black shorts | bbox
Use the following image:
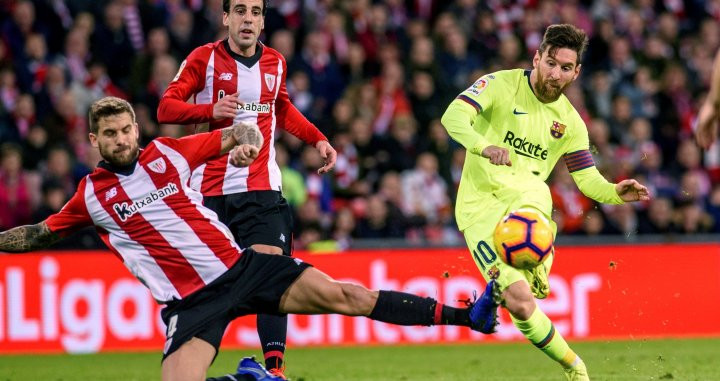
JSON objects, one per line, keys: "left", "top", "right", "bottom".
{"left": 204, "top": 190, "right": 294, "bottom": 255}
{"left": 159, "top": 249, "right": 312, "bottom": 361}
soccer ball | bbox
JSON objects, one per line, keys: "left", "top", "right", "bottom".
{"left": 493, "top": 208, "right": 554, "bottom": 270}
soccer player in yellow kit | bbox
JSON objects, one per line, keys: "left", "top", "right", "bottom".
{"left": 441, "top": 24, "right": 650, "bottom": 380}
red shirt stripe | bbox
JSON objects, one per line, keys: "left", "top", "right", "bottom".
{"left": 141, "top": 144, "right": 239, "bottom": 268}
{"left": 89, "top": 169, "right": 206, "bottom": 297}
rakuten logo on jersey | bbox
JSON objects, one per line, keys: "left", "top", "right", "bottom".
{"left": 503, "top": 131, "right": 548, "bottom": 160}
{"left": 112, "top": 182, "right": 179, "bottom": 222}
{"left": 238, "top": 102, "right": 271, "bottom": 113}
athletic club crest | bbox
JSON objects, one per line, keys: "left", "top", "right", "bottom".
{"left": 550, "top": 121, "right": 566, "bottom": 139}
{"left": 264, "top": 73, "right": 276, "bottom": 91}
{"left": 148, "top": 158, "right": 167, "bottom": 174}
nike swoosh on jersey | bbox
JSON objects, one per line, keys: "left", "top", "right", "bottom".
{"left": 513, "top": 108, "right": 528, "bottom": 115}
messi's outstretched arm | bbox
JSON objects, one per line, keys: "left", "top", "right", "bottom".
{"left": 442, "top": 99, "right": 512, "bottom": 166}
{"left": 0, "top": 221, "right": 61, "bottom": 253}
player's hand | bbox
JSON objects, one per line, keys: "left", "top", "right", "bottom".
{"left": 229, "top": 144, "right": 259, "bottom": 167}
{"left": 615, "top": 179, "right": 650, "bottom": 202}
{"left": 315, "top": 140, "right": 337, "bottom": 174}
{"left": 213, "top": 92, "right": 242, "bottom": 120}
{"left": 481, "top": 145, "right": 512, "bottom": 166}
{"left": 695, "top": 101, "right": 719, "bottom": 149}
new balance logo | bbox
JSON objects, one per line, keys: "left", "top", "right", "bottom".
{"left": 105, "top": 187, "right": 118, "bottom": 201}
{"left": 219, "top": 72, "right": 233, "bottom": 81}
{"left": 113, "top": 183, "right": 179, "bottom": 222}
{"left": 513, "top": 108, "right": 528, "bottom": 115}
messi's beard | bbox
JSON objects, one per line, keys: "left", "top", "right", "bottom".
{"left": 534, "top": 71, "right": 571, "bottom": 103}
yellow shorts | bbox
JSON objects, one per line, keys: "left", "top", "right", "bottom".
{"left": 461, "top": 197, "right": 555, "bottom": 298}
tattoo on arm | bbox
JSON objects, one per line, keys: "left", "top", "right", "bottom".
{"left": 233, "top": 122, "right": 264, "bottom": 148}
{"left": 0, "top": 222, "right": 62, "bottom": 253}
{"left": 218, "top": 127, "right": 236, "bottom": 154}
{"left": 221, "top": 127, "right": 233, "bottom": 142}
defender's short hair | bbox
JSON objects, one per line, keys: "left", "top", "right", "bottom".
{"left": 223, "top": 0, "right": 268, "bottom": 16}
{"left": 88, "top": 97, "right": 135, "bottom": 134}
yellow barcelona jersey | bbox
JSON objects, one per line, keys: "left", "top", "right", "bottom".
{"left": 441, "top": 69, "right": 622, "bottom": 230}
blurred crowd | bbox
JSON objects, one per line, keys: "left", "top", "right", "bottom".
{"left": 1, "top": 0, "right": 720, "bottom": 250}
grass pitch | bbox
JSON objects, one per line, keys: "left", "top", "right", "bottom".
{"left": 1, "top": 338, "right": 718, "bottom": 380}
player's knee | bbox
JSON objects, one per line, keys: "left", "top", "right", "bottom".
{"left": 507, "top": 299, "right": 535, "bottom": 320}
{"left": 503, "top": 284, "right": 535, "bottom": 320}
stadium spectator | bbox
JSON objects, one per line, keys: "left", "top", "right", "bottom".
{"left": 408, "top": 71, "right": 444, "bottom": 133}
{"left": 382, "top": 113, "right": 419, "bottom": 172}
{"left": 330, "top": 206, "right": 356, "bottom": 250}
{"left": 638, "top": 196, "right": 678, "bottom": 234}
{"left": 35, "top": 63, "right": 68, "bottom": 121}
{"left": 10, "top": 93, "right": 36, "bottom": 141}
{"left": 0, "top": 142, "right": 39, "bottom": 230}
{"left": 1, "top": 0, "right": 45, "bottom": 60}
{"left": 551, "top": 166, "right": 594, "bottom": 234}
{"left": 31, "top": 178, "right": 67, "bottom": 222}
{"left": 297, "top": 30, "right": 345, "bottom": 116}
{"left": 129, "top": 27, "right": 171, "bottom": 100}
{"left": 167, "top": 8, "right": 198, "bottom": 58}
{"left": 355, "top": 194, "right": 405, "bottom": 239}
{"left": 42, "top": 145, "right": 78, "bottom": 197}
{"left": 400, "top": 152, "right": 451, "bottom": 226}
{"left": 275, "top": 142, "right": 307, "bottom": 208}
{"left": 59, "top": 28, "right": 91, "bottom": 83}
{"left": 92, "top": 2, "right": 135, "bottom": 86}
{"left": 424, "top": 119, "right": 456, "bottom": 189}
{"left": 20, "top": 124, "right": 48, "bottom": 170}
{"left": 376, "top": 170, "right": 413, "bottom": 228}
{"left": 16, "top": 33, "right": 50, "bottom": 94}
{"left": 330, "top": 129, "right": 367, "bottom": 199}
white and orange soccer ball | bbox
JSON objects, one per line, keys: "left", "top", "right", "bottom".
{"left": 493, "top": 208, "right": 554, "bottom": 270}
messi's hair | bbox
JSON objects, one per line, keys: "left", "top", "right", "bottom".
{"left": 223, "top": 0, "right": 268, "bottom": 16}
{"left": 88, "top": 97, "right": 135, "bottom": 134}
{"left": 538, "top": 24, "right": 588, "bottom": 64}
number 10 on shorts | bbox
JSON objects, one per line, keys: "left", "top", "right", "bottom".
{"left": 473, "top": 241, "right": 497, "bottom": 271}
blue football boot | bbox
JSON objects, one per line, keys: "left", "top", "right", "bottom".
{"left": 236, "top": 356, "right": 285, "bottom": 380}
{"left": 468, "top": 280, "right": 501, "bottom": 334}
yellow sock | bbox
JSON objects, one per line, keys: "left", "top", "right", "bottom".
{"left": 512, "top": 307, "right": 580, "bottom": 369}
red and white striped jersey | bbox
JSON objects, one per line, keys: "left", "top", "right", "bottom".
{"left": 46, "top": 130, "right": 243, "bottom": 303}
{"left": 158, "top": 40, "right": 327, "bottom": 196}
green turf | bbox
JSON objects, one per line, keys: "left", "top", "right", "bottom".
{"left": 0, "top": 338, "right": 717, "bottom": 380}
